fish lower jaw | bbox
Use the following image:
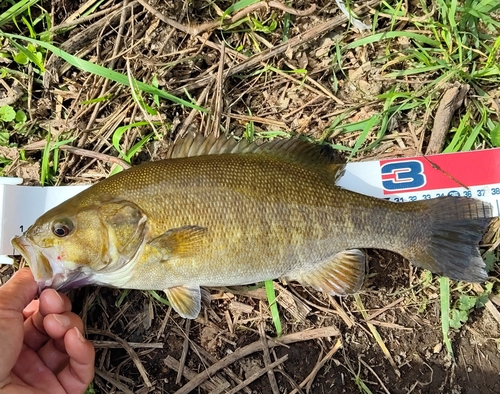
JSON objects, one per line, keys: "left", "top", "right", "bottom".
{"left": 35, "top": 277, "right": 64, "bottom": 294}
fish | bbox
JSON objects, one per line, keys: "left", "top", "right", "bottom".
{"left": 12, "top": 135, "right": 493, "bottom": 318}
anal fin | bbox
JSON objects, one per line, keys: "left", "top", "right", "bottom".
{"left": 287, "top": 249, "right": 365, "bottom": 296}
{"left": 164, "top": 285, "right": 202, "bottom": 319}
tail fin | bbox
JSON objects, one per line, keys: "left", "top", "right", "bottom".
{"left": 408, "top": 197, "right": 493, "bottom": 282}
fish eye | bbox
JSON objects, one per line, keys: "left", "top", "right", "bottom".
{"left": 52, "top": 219, "right": 74, "bottom": 237}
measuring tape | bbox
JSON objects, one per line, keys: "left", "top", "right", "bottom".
{"left": 337, "top": 148, "right": 500, "bottom": 216}
{"left": 1, "top": 147, "right": 499, "bottom": 263}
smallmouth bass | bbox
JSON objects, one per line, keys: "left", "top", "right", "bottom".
{"left": 12, "top": 136, "right": 493, "bottom": 318}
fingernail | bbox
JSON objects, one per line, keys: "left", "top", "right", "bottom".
{"left": 74, "top": 327, "right": 87, "bottom": 343}
{"left": 53, "top": 290, "right": 65, "bottom": 308}
{"left": 53, "top": 314, "right": 71, "bottom": 327}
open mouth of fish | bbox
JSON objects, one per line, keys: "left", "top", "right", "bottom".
{"left": 11, "top": 236, "right": 92, "bottom": 294}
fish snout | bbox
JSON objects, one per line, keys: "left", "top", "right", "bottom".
{"left": 11, "top": 235, "right": 57, "bottom": 288}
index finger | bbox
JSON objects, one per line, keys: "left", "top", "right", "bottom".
{"left": 23, "top": 289, "right": 73, "bottom": 351}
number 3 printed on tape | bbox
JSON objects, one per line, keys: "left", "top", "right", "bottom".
{"left": 381, "top": 161, "right": 426, "bottom": 191}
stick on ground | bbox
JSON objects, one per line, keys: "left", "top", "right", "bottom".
{"left": 425, "top": 84, "right": 469, "bottom": 155}
{"left": 174, "top": 326, "right": 340, "bottom": 394}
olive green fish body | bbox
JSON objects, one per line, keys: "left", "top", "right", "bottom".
{"left": 77, "top": 154, "right": 407, "bottom": 287}
{"left": 12, "top": 136, "right": 493, "bottom": 318}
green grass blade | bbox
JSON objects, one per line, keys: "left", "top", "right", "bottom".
{"left": 0, "top": 0, "right": 39, "bottom": 28}
{"left": 348, "top": 115, "right": 380, "bottom": 159}
{"left": 443, "top": 110, "right": 471, "bottom": 153}
{"left": 462, "top": 108, "right": 486, "bottom": 151}
{"left": 115, "top": 289, "right": 131, "bottom": 307}
{"left": 148, "top": 290, "right": 171, "bottom": 306}
{"left": 344, "top": 31, "right": 440, "bottom": 51}
{"left": 222, "top": 0, "right": 260, "bottom": 20}
{"left": 265, "top": 280, "right": 282, "bottom": 336}
{"left": 440, "top": 277, "right": 454, "bottom": 358}
{"left": 112, "top": 121, "right": 151, "bottom": 162}
{"left": 40, "top": 134, "right": 51, "bottom": 185}
{"left": 385, "top": 64, "right": 447, "bottom": 77}
{"left": 9, "top": 38, "right": 45, "bottom": 71}
{"left": 0, "top": 33, "right": 206, "bottom": 112}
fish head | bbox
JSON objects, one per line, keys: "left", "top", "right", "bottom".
{"left": 12, "top": 199, "right": 148, "bottom": 293}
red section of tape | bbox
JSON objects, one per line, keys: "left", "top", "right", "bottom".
{"left": 380, "top": 148, "right": 500, "bottom": 195}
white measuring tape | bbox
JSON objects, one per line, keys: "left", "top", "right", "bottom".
{"left": 1, "top": 148, "right": 499, "bottom": 264}
{"left": 337, "top": 148, "right": 500, "bottom": 213}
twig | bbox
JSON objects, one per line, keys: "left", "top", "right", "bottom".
{"left": 287, "top": 285, "right": 355, "bottom": 327}
{"left": 138, "top": 0, "right": 315, "bottom": 36}
{"left": 366, "top": 297, "right": 405, "bottom": 321}
{"left": 21, "top": 142, "right": 131, "bottom": 169}
{"left": 50, "top": 3, "right": 125, "bottom": 32}
{"left": 174, "top": 326, "right": 340, "bottom": 394}
{"left": 156, "top": 306, "right": 172, "bottom": 341}
{"left": 425, "top": 84, "right": 469, "bottom": 155}
{"left": 172, "top": 326, "right": 251, "bottom": 393}
{"left": 212, "top": 42, "right": 225, "bottom": 138}
{"left": 226, "top": 355, "right": 289, "bottom": 394}
{"left": 359, "top": 357, "right": 392, "bottom": 394}
{"left": 88, "top": 329, "right": 152, "bottom": 387}
{"left": 94, "top": 368, "right": 135, "bottom": 394}
{"left": 354, "top": 294, "right": 400, "bottom": 378}
{"left": 166, "top": 0, "right": 380, "bottom": 95}
{"left": 290, "top": 338, "right": 342, "bottom": 394}
{"left": 92, "top": 341, "right": 164, "bottom": 349}
{"left": 176, "top": 83, "right": 213, "bottom": 137}
{"left": 268, "top": 1, "right": 316, "bottom": 16}
{"left": 227, "top": 113, "right": 288, "bottom": 129}
{"left": 176, "top": 319, "right": 192, "bottom": 385}
{"left": 0, "top": 79, "right": 24, "bottom": 106}
{"left": 60, "top": 145, "right": 131, "bottom": 169}
{"left": 259, "top": 320, "right": 280, "bottom": 394}
{"left": 165, "top": 356, "right": 230, "bottom": 393}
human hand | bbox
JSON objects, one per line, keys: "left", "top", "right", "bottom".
{"left": 0, "top": 268, "right": 94, "bottom": 394}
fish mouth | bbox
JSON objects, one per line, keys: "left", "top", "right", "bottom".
{"left": 11, "top": 236, "right": 94, "bottom": 294}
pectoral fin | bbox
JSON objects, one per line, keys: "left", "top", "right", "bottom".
{"left": 286, "top": 249, "right": 365, "bottom": 296}
{"left": 149, "top": 226, "right": 207, "bottom": 260}
{"left": 164, "top": 285, "right": 202, "bottom": 319}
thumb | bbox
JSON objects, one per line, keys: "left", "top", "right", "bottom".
{"left": 0, "top": 268, "right": 38, "bottom": 384}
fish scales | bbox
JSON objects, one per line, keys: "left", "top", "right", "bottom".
{"left": 83, "top": 154, "right": 406, "bottom": 285}
{"left": 11, "top": 136, "right": 493, "bottom": 318}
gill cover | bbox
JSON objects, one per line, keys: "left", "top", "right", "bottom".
{"left": 98, "top": 200, "right": 148, "bottom": 268}
{"left": 87, "top": 200, "right": 149, "bottom": 289}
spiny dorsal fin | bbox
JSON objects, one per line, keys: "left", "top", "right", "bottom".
{"left": 168, "top": 133, "right": 252, "bottom": 158}
{"left": 168, "top": 133, "right": 345, "bottom": 182}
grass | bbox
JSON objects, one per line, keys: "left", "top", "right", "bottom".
{"left": 265, "top": 280, "right": 282, "bottom": 336}
{"left": 0, "top": 33, "right": 206, "bottom": 112}
{"left": 110, "top": 121, "right": 157, "bottom": 174}
{"left": 439, "top": 277, "right": 454, "bottom": 358}
{"left": 1, "top": 0, "right": 499, "bottom": 392}
{"left": 325, "top": 0, "right": 500, "bottom": 155}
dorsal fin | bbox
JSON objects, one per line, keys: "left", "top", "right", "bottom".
{"left": 168, "top": 133, "right": 252, "bottom": 158}
{"left": 168, "top": 133, "right": 346, "bottom": 182}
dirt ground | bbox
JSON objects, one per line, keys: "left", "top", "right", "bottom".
{"left": 1, "top": 0, "right": 499, "bottom": 393}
